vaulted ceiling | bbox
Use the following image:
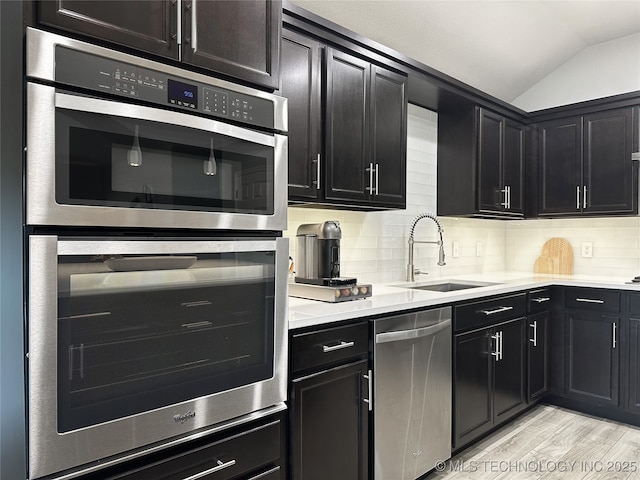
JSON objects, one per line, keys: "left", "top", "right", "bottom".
{"left": 289, "top": 0, "right": 640, "bottom": 104}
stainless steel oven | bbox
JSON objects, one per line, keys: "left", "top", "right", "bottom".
{"left": 25, "top": 28, "right": 287, "bottom": 231}
{"left": 27, "top": 235, "right": 288, "bottom": 479}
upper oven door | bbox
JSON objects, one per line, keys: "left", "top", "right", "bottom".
{"left": 26, "top": 82, "right": 287, "bottom": 231}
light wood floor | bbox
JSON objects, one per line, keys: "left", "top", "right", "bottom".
{"left": 426, "top": 405, "right": 640, "bottom": 480}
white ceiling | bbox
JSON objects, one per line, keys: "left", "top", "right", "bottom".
{"left": 289, "top": 0, "right": 640, "bottom": 104}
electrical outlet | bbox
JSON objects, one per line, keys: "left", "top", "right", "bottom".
{"left": 581, "top": 241, "right": 593, "bottom": 258}
{"left": 476, "top": 241, "right": 483, "bottom": 257}
{"left": 452, "top": 241, "right": 460, "bottom": 258}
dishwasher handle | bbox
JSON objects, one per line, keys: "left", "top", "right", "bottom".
{"left": 375, "top": 319, "right": 451, "bottom": 344}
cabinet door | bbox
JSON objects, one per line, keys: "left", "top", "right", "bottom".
{"left": 503, "top": 119, "right": 525, "bottom": 215}
{"left": 493, "top": 318, "right": 526, "bottom": 422}
{"left": 527, "top": 311, "right": 549, "bottom": 402}
{"left": 629, "top": 316, "right": 640, "bottom": 414}
{"left": 538, "top": 117, "right": 582, "bottom": 216}
{"left": 369, "top": 66, "right": 407, "bottom": 208}
{"left": 583, "top": 107, "right": 636, "bottom": 214}
{"left": 477, "top": 108, "right": 504, "bottom": 212}
{"left": 182, "top": 0, "right": 281, "bottom": 89}
{"left": 565, "top": 311, "right": 619, "bottom": 406}
{"left": 291, "top": 360, "right": 369, "bottom": 480}
{"left": 453, "top": 328, "right": 492, "bottom": 449}
{"left": 324, "top": 48, "right": 370, "bottom": 203}
{"left": 38, "top": 0, "right": 179, "bottom": 59}
{"left": 280, "top": 30, "right": 322, "bottom": 201}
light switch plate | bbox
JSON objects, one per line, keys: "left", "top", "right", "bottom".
{"left": 476, "top": 241, "right": 483, "bottom": 257}
{"left": 452, "top": 241, "right": 459, "bottom": 258}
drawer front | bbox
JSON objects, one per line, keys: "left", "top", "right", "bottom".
{"left": 454, "top": 293, "right": 527, "bottom": 332}
{"left": 528, "top": 288, "right": 552, "bottom": 313}
{"left": 111, "top": 420, "right": 282, "bottom": 480}
{"left": 565, "top": 287, "right": 620, "bottom": 313}
{"left": 291, "top": 322, "right": 369, "bottom": 375}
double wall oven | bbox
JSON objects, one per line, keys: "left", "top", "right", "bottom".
{"left": 25, "top": 28, "right": 288, "bottom": 480}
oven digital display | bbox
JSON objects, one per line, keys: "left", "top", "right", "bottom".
{"left": 168, "top": 79, "right": 198, "bottom": 109}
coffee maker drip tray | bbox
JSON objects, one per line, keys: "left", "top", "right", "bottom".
{"left": 289, "top": 282, "right": 372, "bottom": 303}
{"left": 294, "top": 276, "right": 357, "bottom": 287}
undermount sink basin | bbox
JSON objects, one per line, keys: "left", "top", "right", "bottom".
{"left": 407, "top": 281, "right": 499, "bottom": 292}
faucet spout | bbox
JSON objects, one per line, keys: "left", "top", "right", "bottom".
{"left": 407, "top": 213, "right": 446, "bottom": 282}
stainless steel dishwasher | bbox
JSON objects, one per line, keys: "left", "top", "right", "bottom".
{"left": 373, "top": 306, "right": 452, "bottom": 480}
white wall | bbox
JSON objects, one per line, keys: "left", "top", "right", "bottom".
{"left": 512, "top": 33, "right": 640, "bottom": 111}
{"left": 287, "top": 104, "right": 640, "bottom": 284}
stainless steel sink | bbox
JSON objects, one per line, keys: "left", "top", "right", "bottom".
{"left": 406, "top": 281, "right": 499, "bottom": 292}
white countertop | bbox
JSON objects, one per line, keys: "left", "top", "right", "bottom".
{"left": 288, "top": 272, "right": 640, "bottom": 330}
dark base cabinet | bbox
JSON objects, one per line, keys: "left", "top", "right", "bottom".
{"left": 527, "top": 311, "right": 549, "bottom": 401}
{"left": 453, "top": 294, "right": 527, "bottom": 451}
{"left": 81, "top": 413, "right": 286, "bottom": 480}
{"left": 290, "top": 360, "right": 369, "bottom": 480}
{"left": 454, "top": 327, "right": 492, "bottom": 447}
{"left": 288, "top": 321, "right": 370, "bottom": 480}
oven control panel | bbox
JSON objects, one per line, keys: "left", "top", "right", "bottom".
{"left": 54, "top": 46, "right": 274, "bottom": 130}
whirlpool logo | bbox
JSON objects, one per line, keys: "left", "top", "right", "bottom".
{"left": 173, "top": 411, "right": 196, "bottom": 424}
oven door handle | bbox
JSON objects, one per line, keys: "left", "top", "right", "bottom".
{"left": 54, "top": 91, "right": 276, "bottom": 147}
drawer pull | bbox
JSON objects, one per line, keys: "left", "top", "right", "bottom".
{"left": 480, "top": 306, "right": 513, "bottom": 316}
{"left": 183, "top": 459, "right": 236, "bottom": 480}
{"left": 247, "top": 466, "right": 281, "bottom": 480}
{"left": 322, "top": 341, "right": 355, "bottom": 353}
{"left": 575, "top": 298, "right": 604, "bottom": 304}
{"left": 531, "top": 297, "right": 550, "bottom": 304}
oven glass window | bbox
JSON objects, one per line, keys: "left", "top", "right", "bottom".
{"left": 56, "top": 250, "right": 275, "bottom": 432}
{"left": 55, "top": 109, "right": 274, "bottom": 215}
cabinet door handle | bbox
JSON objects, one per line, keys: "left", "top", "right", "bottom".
{"left": 363, "top": 369, "right": 373, "bottom": 411}
{"left": 313, "top": 154, "right": 321, "bottom": 190}
{"left": 480, "top": 306, "right": 513, "bottom": 316}
{"left": 499, "top": 331, "right": 503, "bottom": 360}
{"left": 491, "top": 332, "right": 502, "bottom": 361}
{"left": 190, "top": 0, "right": 197, "bottom": 51}
{"left": 612, "top": 323, "right": 617, "bottom": 349}
{"left": 367, "top": 162, "right": 374, "bottom": 194}
{"left": 500, "top": 186, "right": 509, "bottom": 208}
{"left": 247, "top": 466, "right": 281, "bottom": 480}
{"left": 322, "top": 340, "right": 355, "bottom": 353}
{"left": 583, "top": 185, "right": 588, "bottom": 209}
{"left": 375, "top": 163, "right": 379, "bottom": 195}
{"left": 575, "top": 298, "right": 605, "bottom": 304}
{"left": 576, "top": 186, "right": 581, "bottom": 210}
{"left": 529, "top": 320, "right": 538, "bottom": 347}
{"left": 507, "top": 185, "right": 512, "bottom": 209}
{"left": 532, "top": 297, "right": 550, "bottom": 303}
{"left": 176, "top": 0, "right": 182, "bottom": 48}
{"left": 183, "top": 459, "right": 236, "bottom": 480}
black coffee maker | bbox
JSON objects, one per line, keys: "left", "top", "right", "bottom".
{"left": 295, "top": 221, "right": 356, "bottom": 286}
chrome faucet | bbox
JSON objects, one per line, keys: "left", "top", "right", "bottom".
{"left": 407, "top": 213, "right": 446, "bottom": 282}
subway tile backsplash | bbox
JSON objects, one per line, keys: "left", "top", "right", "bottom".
{"left": 286, "top": 105, "right": 640, "bottom": 284}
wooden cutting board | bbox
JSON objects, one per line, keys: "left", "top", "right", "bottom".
{"left": 533, "top": 238, "right": 573, "bottom": 275}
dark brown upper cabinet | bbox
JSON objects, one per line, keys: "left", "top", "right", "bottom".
{"left": 278, "top": 29, "right": 322, "bottom": 201}
{"left": 537, "top": 106, "right": 638, "bottom": 217}
{"left": 324, "top": 49, "right": 407, "bottom": 208}
{"left": 36, "top": 0, "right": 281, "bottom": 90}
{"left": 281, "top": 29, "right": 407, "bottom": 210}
{"left": 438, "top": 106, "right": 524, "bottom": 218}
{"left": 182, "top": 0, "right": 281, "bottom": 89}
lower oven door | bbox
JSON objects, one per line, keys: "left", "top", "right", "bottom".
{"left": 27, "top": 236, "right": 288, "bottom": 479}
